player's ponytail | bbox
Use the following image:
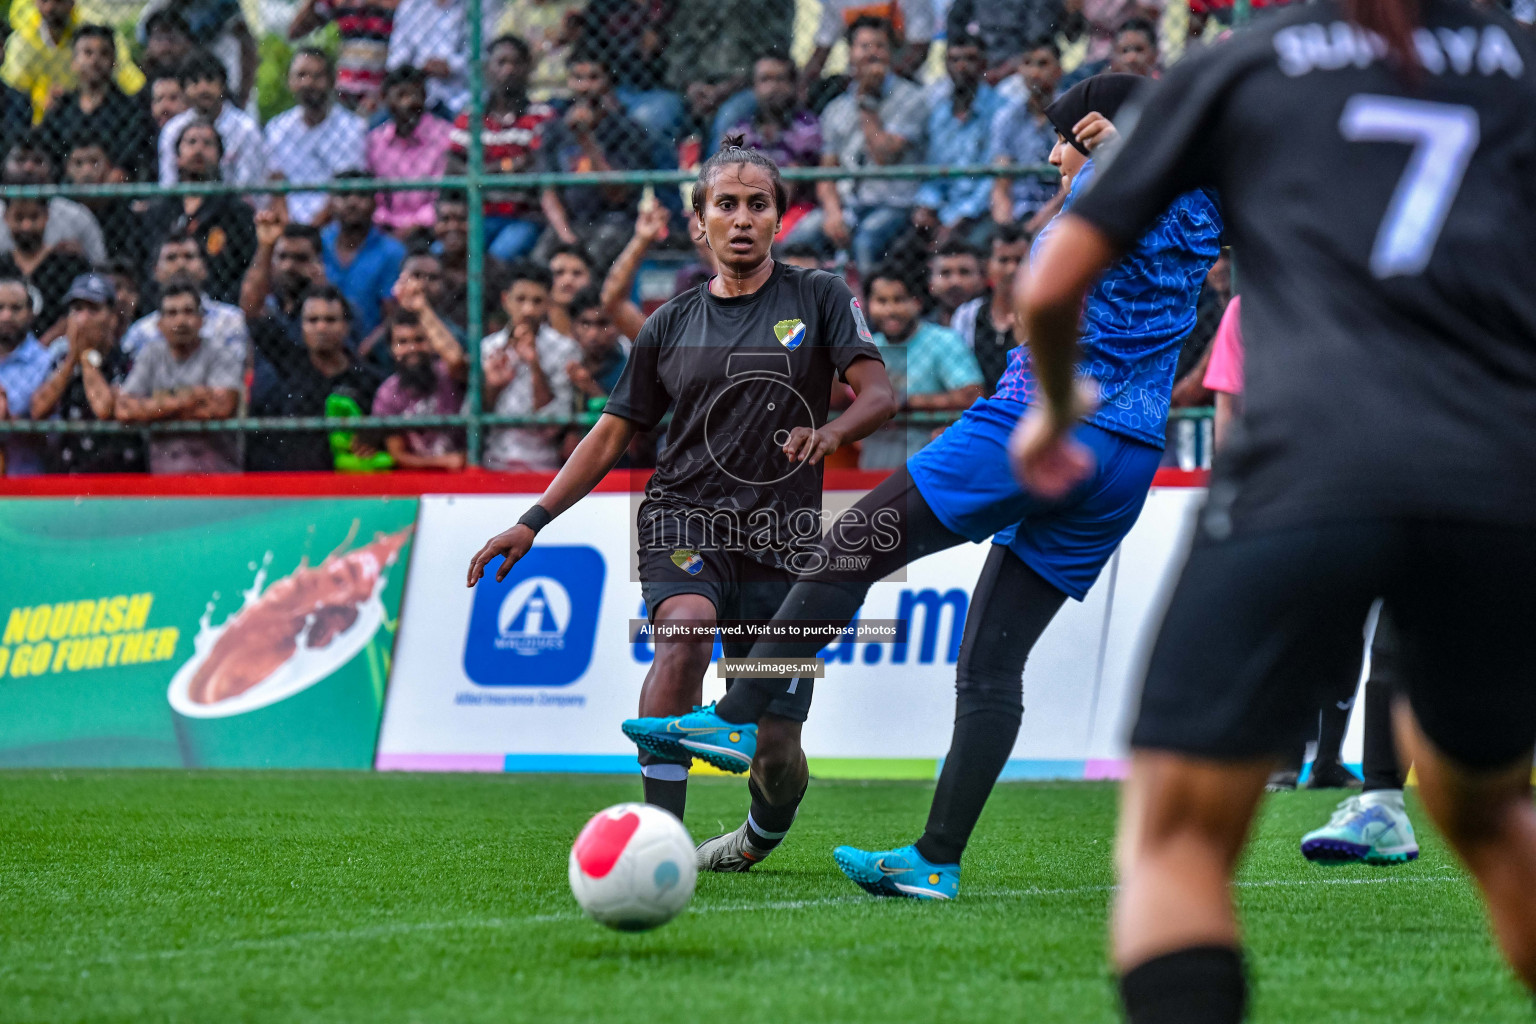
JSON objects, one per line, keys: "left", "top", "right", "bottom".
{"left": 691, "top": 134, "right": 789, "bottom": 222}
{"left": 1345, "top": 0, "right": 1422, "bottom": 76}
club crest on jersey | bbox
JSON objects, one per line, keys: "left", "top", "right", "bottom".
{"left": 671, "top": 549, "right": 704, "bottom": 575}
{"left": 773, "top": 319, "right": 807, "bottom": 351}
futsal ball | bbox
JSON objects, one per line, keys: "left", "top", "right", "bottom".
{"left": 569, "top": 803, "right": 697, "bottom": 931}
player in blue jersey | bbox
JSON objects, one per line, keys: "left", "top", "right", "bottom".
{"left": 622, "top": 73, "right": 1224, "bottom": 891}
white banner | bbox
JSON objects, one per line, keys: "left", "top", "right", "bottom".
{"left": 376, "top": 488, "right": 1205, "bottom": 778}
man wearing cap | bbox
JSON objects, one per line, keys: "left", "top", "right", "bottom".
{"left": 32, "top": 273, "right": 144, "bottom": 473}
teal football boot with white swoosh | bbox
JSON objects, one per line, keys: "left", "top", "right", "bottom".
{"left": 621, "top": 702, "right": 757, "bottom": 772}
{"left": 833, "top": 844, "right": 960, "bottom": 900}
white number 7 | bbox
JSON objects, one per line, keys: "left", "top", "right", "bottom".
{"left": 1339, "top": 95, "right": 1480, "bottom": 279}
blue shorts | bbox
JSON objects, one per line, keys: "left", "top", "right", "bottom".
{"left": 906, "top": 397, "right": 1163, "bottom": 600}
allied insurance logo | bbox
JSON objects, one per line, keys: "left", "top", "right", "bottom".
{"left": 464, "top": 546, "right": 604, "bottom": 687}
{"left": 495, "top": 577, "right": 570, "bottom": 654}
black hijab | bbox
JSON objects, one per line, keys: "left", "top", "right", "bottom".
{"left": 1044, "top": 73, "right": 1145, "bottom": 155}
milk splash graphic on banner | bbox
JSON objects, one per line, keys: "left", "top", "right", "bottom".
{"left": 168, "top": 527, "right": 412, "bottom": 720}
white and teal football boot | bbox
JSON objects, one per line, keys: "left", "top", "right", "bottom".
{"left": 1301, "top": 793, "right": 1419, "bottom": 865}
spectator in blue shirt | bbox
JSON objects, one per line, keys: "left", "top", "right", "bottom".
{"left": 989, "top": 38, "right": 1064, "bottom": 234}
{"left": 858, "top": 264, "right": 983, "bottom": 469}
{"left": 321, "top": 169, "right": 406, "bottom": 341}
{"left": 0, "top": 273, "right": 56, "bottom": 475}
{"left": 912, "top": 30, "right": 1005, "bottom": 250}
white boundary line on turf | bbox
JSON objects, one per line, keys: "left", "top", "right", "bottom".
{"left": 22, "top": 874, "right": 1464, "bottom": 973}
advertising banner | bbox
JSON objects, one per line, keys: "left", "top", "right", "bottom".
{"left": 0, "top": 498, "right": 416, "bottom": 768}
{"left": 377, "top": 488, "right": 1204, "bottom": 779}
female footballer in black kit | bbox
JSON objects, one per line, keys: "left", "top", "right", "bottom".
{"left": 1016, "top": 1, "right": 1536, "bottom": 1020}
{"left": 468, "top": 140, "right": 895, "bottom": 850}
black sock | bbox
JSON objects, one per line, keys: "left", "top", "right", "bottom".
{"left": 744, "top": 776, "right": 803, "bottom": 854}
{"left": 1361, "top": 678, "right": 1402, "bottom": 792}
{"left": 1362, "top": 609, "right": 1404, "bottom": 793}
{"left": 1316, "top": 696, "right": 1351, "bottom": 767}
{"left": 1120, "top": 946, "right": 1247, "bottom": 1024}
{"left": 915, "top": 547, "right": 1065, "bottom": 866}
{"left": 640, "top": 759, "right": 689, "bottom": 819}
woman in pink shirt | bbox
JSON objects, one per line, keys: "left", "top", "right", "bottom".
{"left": 1202, "top": 293, "right": 1244, "bottom": 448}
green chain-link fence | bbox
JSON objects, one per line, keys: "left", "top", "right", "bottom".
{"left": 0, "top": 0, "right": 1235, "bottom": 476}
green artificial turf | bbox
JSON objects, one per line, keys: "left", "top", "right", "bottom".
{"left": 1, "top": 771, "right": 1529, "bottom": 1023}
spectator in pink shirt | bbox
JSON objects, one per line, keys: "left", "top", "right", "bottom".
{"left": 366, "top": 65, "right": 452, "bottom": 239}
{"left": 1202, "top": 293, "right": 1244, "bottom": 448}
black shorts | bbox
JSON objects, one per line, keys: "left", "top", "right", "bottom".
{"left": 1132, "top": 518, "right": 1536, "bottom": 770}
{"left": 637, "top": 518, "right": 812, "bottom": 723}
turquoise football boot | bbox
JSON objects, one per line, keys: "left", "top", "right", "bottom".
{"left": 621, "top": 702, "right": 756, "bottom": 772}
{"left": 833, "top": 843, "right": 960, "bottom": 900}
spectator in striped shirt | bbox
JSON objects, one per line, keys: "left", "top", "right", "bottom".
{"left": 288, "top": 0, "right": 399, "bottom": 115}
{"left": 448, "top": 35, "right": 555, "bottom": 264}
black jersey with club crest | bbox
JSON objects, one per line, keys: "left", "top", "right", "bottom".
{"left": 605, "top": 262, "right": 883, "bottom": 568}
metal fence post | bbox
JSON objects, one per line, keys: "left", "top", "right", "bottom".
{"left": 464, "top": 0, "right": 487, "bottom": 467}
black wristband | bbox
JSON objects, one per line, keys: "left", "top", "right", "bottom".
{"left": 517, "top": 504, "right": 553, "bottom": 534}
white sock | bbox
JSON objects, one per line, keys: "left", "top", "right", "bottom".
{"left": 1360, "top": 788, "right": 1405, "bottom": 811}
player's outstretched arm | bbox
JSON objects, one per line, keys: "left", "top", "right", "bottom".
{"left": 466, "top": 413, "right": 639, "bottom": 587}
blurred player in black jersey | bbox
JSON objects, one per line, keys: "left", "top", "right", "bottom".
{"left": 468, "top": 139, "right": 895, "bottom": 856}
{"left": 1015, "top": 1, "right": 1536, "bottom": 1020}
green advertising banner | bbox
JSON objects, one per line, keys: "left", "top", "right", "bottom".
{"left": 0, "top": 498, "right": 417, "bottom": 768}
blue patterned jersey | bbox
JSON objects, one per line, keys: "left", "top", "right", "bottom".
{"left": 994, "top": 159, "right": 1223, "bottom": 448}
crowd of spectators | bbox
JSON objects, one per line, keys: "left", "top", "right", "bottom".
{"left": 0, "top": 0, "right": 1281, "bottom": 476}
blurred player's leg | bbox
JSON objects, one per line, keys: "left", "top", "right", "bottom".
{"left": 1114, "top": 753, "right": 1271, "bottom": 1024}
{"left": 1112, "top": 749, "right": 1265, "bottom": 1019}
{"left": 1395, "top": 706, "right": 1536, "bottom": 989}
{"left": 1114, "top": 522, "right": 1379, "bottom": 1023}
{"left": 1307, "top": 698, "right": 1361, "bottom": 789}
{"left": 1383, "top": 529, "right": 1536, "bottom": 991}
